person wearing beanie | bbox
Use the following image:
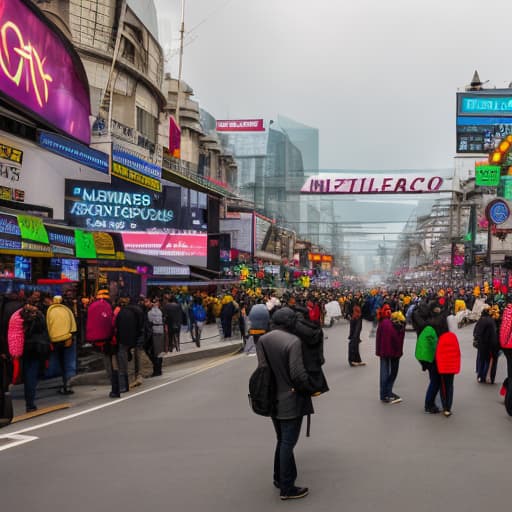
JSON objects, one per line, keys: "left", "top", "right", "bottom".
{"left": 256, "top": 306, "right": 314, "bottom": 500}
{"left": 376, "top": 304, "right": 405, "bottom": 404}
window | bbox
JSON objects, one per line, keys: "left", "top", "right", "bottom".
{"left": 136, "top": 107, "right": 157, "bottom": 143}
{"left": 122, "top": 39, "right": 135, "bottom": 63}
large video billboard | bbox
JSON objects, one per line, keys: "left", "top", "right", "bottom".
{"left": 0, "top": 0, "right": 91, "bottom": 143}
{"left": 456, "top": 91, "right": 512, "bottom": 154}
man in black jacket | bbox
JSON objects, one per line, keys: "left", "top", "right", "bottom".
{"left": 256, "top": 307, "right": 314, "bottom": 501}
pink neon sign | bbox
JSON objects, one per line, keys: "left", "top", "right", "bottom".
{"left": 0, "top": 0, "right": 91, "bottom": 144}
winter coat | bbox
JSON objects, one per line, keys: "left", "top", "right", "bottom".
{"left": 147, "top": 306, "right": 164, "bottom": 335}
{"left": 116, "top": 305, "right": 144, "bottom": 348}
{"left": 257, "top": 326, "right": 314, "bottom": 420}
{"left": 473, "top": 314, "right": 498, "bottom": 352}
{"left": 85, "top": 299, "right": 113, "bottom": 342}
{"left": 376, "top": 318, "right": 405, "bottom": 358}
{"left": 163, "top": 302, "right": 183, "bottom": 330}
{"left": 436, "top": 331, "right": 461, "bottom": 374}
{"left": 499, "top": 303, "right": 512, "bottom": 349}
{"left": 7, "top": 308, "right": 24, "bottom": 358}
{"left": 415, "top": 325, "right": 438, "bottom": 363}
{"left": 46, "top": 303, "right": 77, "bottom": 343}
{"left": 220, "top": 301, "right": 236, "bottom": 322}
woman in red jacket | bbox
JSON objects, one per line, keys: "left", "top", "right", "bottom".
{"left": 435, "top": 331, "right": 461, "bottom": 417}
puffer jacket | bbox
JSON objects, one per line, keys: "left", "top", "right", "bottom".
{"left": 376, "top": 318, "right": 405, "bottom": 358}
{"left": 499, "top": 303, "right": 512, "bottom": 349}
{"left": 436, "top": 331, "right": 461, "bottom": 374}
{"left": 86, "top": 299, "right": 113, "bottom": 342}
{"left": 7, "top": 308, "right": 24, "bottom": 357}
{"left": 46, "top": 303, "right": 77, "bottom": 343}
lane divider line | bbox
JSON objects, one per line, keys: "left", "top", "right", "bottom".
{"left": 4, "top": 353, "right": 241, "bottom": 438}
{"left": 0, "top": 434, "right": 39, "bottom": 452}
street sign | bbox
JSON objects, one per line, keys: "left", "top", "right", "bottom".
{"left": 475, "top": 165, "right": 501, "bottom": 186}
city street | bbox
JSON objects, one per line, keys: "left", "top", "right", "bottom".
{"left": 0, "top": 318, "right": 511, "bottom": 512}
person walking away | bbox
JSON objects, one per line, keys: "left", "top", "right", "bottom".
{"left": 348, "top": 303, "right": 365, "bottom": 366}
{"left": 8, "top": 304, "right": 51, "bottom": 412}
{"left": 46, "top": 295, "right": 78, "bottom": 395}
{"left": 245, "top": 301, "right": 270, "bottom": 355}
{"left": 435, "top": 331, "right": 461, "bottom": 417}
{"left": 375, "top": 305, "right": 405, "bottom": 404}
{"left": 85, "top": 290, "right": 118, "bottom": 398}
{"left": 147, "top": 298, "right": 164, "bottom": 377}
{"left": 163, "top": 295, "right": 183, "bottom": 352}
{"left": 256, "top": 307, "right": 314, "bottom": 500}
{"left": 190, "top": 297, "right": 207, "bottom": 348}
{"left": 473, "top": 305, "right": 499, "bottom": 384}
{"left": 220, "top": 295, "right": 236, "bottom": 340}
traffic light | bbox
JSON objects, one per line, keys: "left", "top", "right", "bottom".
{"left": 489, "top": 135, "right": 512, "bottom": 165}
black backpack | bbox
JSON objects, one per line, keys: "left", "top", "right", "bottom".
{"left": 248, "top": 342, "right": 276, "bottom": 416}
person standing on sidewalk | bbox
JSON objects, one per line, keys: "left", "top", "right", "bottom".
{"left": 147, "top": 298, "right": 164, "bottom": 377}
{"left": 256, "top": 307, "right": 314, "bottom": 501}
{"left": 376, "top": 304, "right": 405, "bottom": 404}
{"left": 190, "top": 297, "right": 207, "bottom": 348}
{"left": 347, "top": 293, "right": 365, "bottom": 367}
{"left": 46, "top": 295, "right": 78, "bottom": 395}
{"left": 163, "top": 295, "right": 183, "bottom": 352}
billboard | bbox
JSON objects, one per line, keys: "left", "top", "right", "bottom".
{"left": 0, "top": 0, "right": 91, "bottom": 144}
{"left": 122, "top": 232, "right": 207, "bottom": 258}
{"left": 456, "top": 91, "right": 512, "bottom": 154}
{"left": 301, "top": 174, "right": 444, "bottom": 194}
{"left": 216, "top": 119, "right": 265, "bottom": 132}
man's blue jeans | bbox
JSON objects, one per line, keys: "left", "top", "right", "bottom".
{"left": 23, "top": 357, "right": 41, "bottom": 410}
{"left": 425, "top": 362, "right": 441, "bottom": 409}
{"left": 379, "top": 357, "right": 400, "bottom": 400}
{"left": 271, "top": 417, "right": 303, "bottom": 493}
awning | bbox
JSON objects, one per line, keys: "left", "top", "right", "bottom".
{"left": 124, "top": 251, "right": 190, "bottom": 277}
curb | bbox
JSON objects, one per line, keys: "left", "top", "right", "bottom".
{"left": 70, "top": 342, "right": 243, "bottom": 386}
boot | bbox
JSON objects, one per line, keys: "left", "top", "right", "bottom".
{"left": 109, "top": 370, "right": 120, "bottom": 398}
{"left": 152, "top": 357, "right": 162, "bottom": 377}
{"left": 119, "top": 374, "right": 129, "bottom": 393}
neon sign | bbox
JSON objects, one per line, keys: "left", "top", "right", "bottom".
{"left": 0, "top": 20, "right": 53, "bottom": 108}
{"left": 0, "top": 0, "right": 91, "bottom": 144}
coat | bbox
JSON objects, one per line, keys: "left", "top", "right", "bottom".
{"left": 499, "top": 303, "right": 512, "bottom": 349}
{"left": 473, "top": 314, "right": 498, "bottom": 352}
{"left": 415, "top": 326, "right": 438, "bottom": 363}
{"left": 257, "top": 324, "right": 314, "bottom": 420}
{"left": 436, "top": 331, "right": 461, "bottom": 374}
{"left": 85, "top": 299, "right": 113, "bottom": 342}
{"left": 46, "top": 303, "right": 77, "bottom": 343}
{"left": 116, "top": 305, "right": 144, "bottom": 348}
{"left": 7, "top": 308, "right": 24, "bottom": 358}
{"left": 376, "top": 318, "right": 405, "bottom": 358}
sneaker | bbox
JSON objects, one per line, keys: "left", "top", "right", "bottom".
{"left": 425, "top": 406, "right": 441, "bottom": 414}
{"left": 390, "top": 394, "right": 402, "bottom": 404}
{"left": 280, "top": 487, "right": 309, "bottom": 500}
{"left": 443, "top": 410, "right": 452, "bottom": 417}
{"left": 381, "top": 397, "right": 393, "bottom": 403}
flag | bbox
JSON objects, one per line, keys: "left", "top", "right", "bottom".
{"left": 169, "top": 116, "right": 181, "bottom": 158}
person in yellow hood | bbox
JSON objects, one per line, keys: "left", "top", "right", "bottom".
{"left": 46, "top": 295, "right": 78, "bottom": 395}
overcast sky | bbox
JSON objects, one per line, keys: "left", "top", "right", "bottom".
{"left": 153, "top": 0, "right": 512, "bottom": 172}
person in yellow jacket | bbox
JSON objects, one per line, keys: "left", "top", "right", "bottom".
{"left": 46, "top": 296, "right": 78, "bottom": 395}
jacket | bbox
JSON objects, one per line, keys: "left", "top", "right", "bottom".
{"left": 85, "top": 299, "right": 113, "bottom": 342}
{"left": 257, "top": 320, "right": 314, "bottom": 420}
{"left": 163, "top": 302, "right": 183, "bottom": 329}
{"left": 499, "top": 303, "right": 512, "bottom": 349}
{"left": 473, "top": 314, "right": 498, "bottom": 352}
{"left": 376, "top": 318, "right": 405, "bottom": 358}
{"left": 116, "top": 305, "right": 144, "bottom": 347}
{"left": 436, "top": 331, "right": 461, "bottom": 374}
{"left": 7, "top": 308, "right": 24, "bottom": 358}
{"left": 147, "top": 306, "right": 164, "bottom": 334}
{"left": 46, "top": 303, "right": 77, "bottom": 343}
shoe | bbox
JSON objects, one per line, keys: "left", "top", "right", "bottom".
{"left": 280, "top": 487, "right": 309, "bottom": 500}
{"left": 443, "top": 410, "right": 452, "bottom": 417}
{"left": 381, "top": 397, "right": 392, "bottom": 403}
{"left": 58, "top": 386, "right": 74, "bottom": 395}
{"left": 389, "top": 394, "right": 402, "bottom": 404}
{"left": 26, "top": 405, "right": 37, "bottom": 413}
{"left": 425, "top": 406, "right": 441, "bottom": 414}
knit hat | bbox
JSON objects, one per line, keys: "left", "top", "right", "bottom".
{"left": 391, "top": 311, "right": 405, "bottom": 323}
{"left": 53, "top": 295, "right": 63, "bottom": 304}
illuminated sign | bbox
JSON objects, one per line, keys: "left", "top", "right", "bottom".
{"left": 0, "top": 0, "right": 91, "bottom": 144}
{"left": 486, "top": 199, "right": 510, "bottom": 225}
{"left": 112, "top": 162, "right": 162, "bottom": 192}
{"left": 122, "top": 232, "right": 207, "bottom": 258}
{"left": 38, "top": 131, "right": 109, "bottom": 174}
{"left": 456, "top": 92, "right": 512, "bottom": 154}
{"left": 475, "top": 165, "right": 501, "bottom": 187}
{"left": 65, "top": 179, "right": 177, "bottom": 232}
{"left": 301, "top": 175, "right": 444, "bottom": 194}
{"left": 216, "top": 119, "right": 265, "bottom": 132}
{"left": 0, "top": 142, "right": 22, "bottom": 164}
{"left": 112, "top": 145, "right": 161, "bottom": 179}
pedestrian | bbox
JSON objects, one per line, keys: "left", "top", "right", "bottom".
{"left": 147, "top": 298, "right": 164, "bottom": 377}
{"left": 348, "top": 302, "right": 365, "bottom": 367}
{"left": 190, "top": 296, "right": 207, "bottom": 348}
{"left": 498, "top": 303, "right": 512, "bottom": 415}
{"left": 245, "top": 300, "right": 270, "bottom": 355}
{"left": 162, "top": 295, "right": 183, "bottom": 352}
{"left": 256, "top": 307, "right": 314, "bottom": 500}
{"left": 435, "top": 331, "right": 461, "bottom": 417}
{"left": 46, "top": 295, "right": 78, "bottom": 395}
{"left": 473, "top": 305, "right": 499, "bottom": 384}
{"left": 376, "top": 305, "right": 405, "bottom": 404}
{"left": 220, "top": 294, "right": 236, "bottom": 340}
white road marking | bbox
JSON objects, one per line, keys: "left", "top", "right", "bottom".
{"left": 0, "top": 434, "right": 38, "bottom": 452}
{"left": 4, "top": 355, "right": 239, "bottom": 438}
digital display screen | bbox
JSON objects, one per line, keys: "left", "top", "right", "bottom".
{"left": 48, "top": 258, "right": 79, "bottom": 281}
{"left": 14, "top": 256, "right": 31, "bottom": 280}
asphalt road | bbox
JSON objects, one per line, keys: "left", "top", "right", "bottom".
{"left": 0, "top": 319, "right": 511, "bottom": 512}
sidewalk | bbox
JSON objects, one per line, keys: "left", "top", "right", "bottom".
{"left": 8, "top": 322, "right": 243, "bottom": 423}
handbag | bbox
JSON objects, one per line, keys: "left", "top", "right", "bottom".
{"left": 0, "top": 358, "right": 13, "bottom": 428}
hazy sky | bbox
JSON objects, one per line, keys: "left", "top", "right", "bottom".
{"left": 154, "top": 0, "right": 512, "bottom": 171}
